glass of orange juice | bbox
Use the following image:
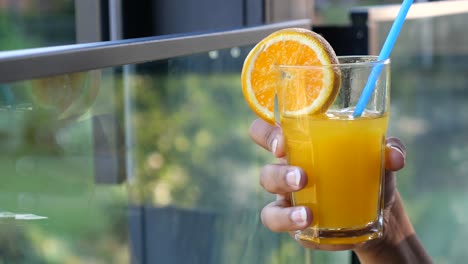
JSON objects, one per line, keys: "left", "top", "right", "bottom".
{"left": 277, "top": 56, "right": 391, "bottom": 245}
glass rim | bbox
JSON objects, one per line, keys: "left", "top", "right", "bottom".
{"left": 278, "top": 55, "right": 391, "bottom": 69}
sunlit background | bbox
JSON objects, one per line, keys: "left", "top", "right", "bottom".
{"left": 1, "top": 0, "right": 468, "bottom": 263}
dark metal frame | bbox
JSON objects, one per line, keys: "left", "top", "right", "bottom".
{"left": 75, "top": 0, "right": 107, "bottom": 42}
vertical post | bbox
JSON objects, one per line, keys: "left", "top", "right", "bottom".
{"left": 108, "top": 1, "right": 141, "bottom": 263}
{"left": 77, "top": 0, "right": 126, "bottom": 185}
{"left": 265, "top": 0, "right": 313, "bottom": 24}
{"left": 74, "top": 0, "right": 104, "bottom": 43}
{"left": 109, "top": 0, "right": 123, "bottom": 40}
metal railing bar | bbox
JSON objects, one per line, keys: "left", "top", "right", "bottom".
{"left": 0, "top": 19, "right": 311, "bottom": 83}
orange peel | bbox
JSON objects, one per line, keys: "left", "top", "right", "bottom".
{"left": 241, "top": 28, "right": 340, "bottom": 124}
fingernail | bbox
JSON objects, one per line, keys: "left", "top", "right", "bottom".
{"left": 286, "top": 168, "right": 301, "bottom": 188}
{"left": 291, "top": 207, "right": 307, "bottom": 226}
{"left": 390, "top": 145, "right": 405, "bottom": 158}
{"left": 271, "top": 138, "right": 278, "bottom": 155}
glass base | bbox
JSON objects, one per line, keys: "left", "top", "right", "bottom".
{"left": 294, "top": 216, "right": 383, "bottom": 245}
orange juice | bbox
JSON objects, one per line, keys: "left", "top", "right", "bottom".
{"left": 282, "top": 110, "right": 388, "bottom": 242}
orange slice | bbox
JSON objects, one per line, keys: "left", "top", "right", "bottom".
{"left": 241, "top": 28, "right": 341, "bottom": 124}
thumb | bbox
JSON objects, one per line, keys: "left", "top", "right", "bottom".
{"left": 385, "top": 137, "right": 406, "bottom": 172}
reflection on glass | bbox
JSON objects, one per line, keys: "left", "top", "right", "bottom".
{"left": 123, "top": 48, "right": 347, "bottom": 263}
{"left": 0, "top": 69, "right": 128, "bottom": 263}
{"left": 0, "top": 46, "right": 349, "bottom": 263}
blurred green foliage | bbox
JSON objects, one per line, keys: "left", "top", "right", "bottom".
{"left": 1, "top": 1, "right": 468, "bottom": 264}
{"left": 0, "top": 1, "right": 74, "bottom": 51}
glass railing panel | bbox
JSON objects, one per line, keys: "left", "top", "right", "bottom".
{"left": 0, "top": 43, "right": 350, "bottom": 263}
{"left": 369, "top": 4, "right": 468, "bottom": 263}
{"left": 0, "top": 68, "right": 130, "bottom": 263}
{"left": 122, "top": 46, "right": 349, "bottom": 263}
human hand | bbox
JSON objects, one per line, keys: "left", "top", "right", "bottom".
{"left": 249, "top": 118, "right": 408, "bottom": 252}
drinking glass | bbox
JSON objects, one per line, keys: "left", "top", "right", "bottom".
{"left": 277, "top": 56, "right": 391, "bottom": 245}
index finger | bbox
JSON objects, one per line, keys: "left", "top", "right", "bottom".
{"left": 249, "top": 119, "right": 286, "bottom": 158}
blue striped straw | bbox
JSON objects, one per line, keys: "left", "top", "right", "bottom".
{"left": 353, "top": 0, "right": 414, "bottom": 117}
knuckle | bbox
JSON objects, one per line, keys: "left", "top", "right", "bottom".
{"left": 260, "top": 203, "right": 283, "bottom": 233}
{"left": 267, "top": 221, "right": 282, "bottom": 232}
{"left": 260, "top": 165, "right": 284, "bottom": 193}
{"left": 249, "top": 119, "right": 277, "bottom": 151}
{"left": 248, "top": 119, "right": 263, "bottom": 141}
{"left": 260, "top": 208, "right": 277, "bottom": 231}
